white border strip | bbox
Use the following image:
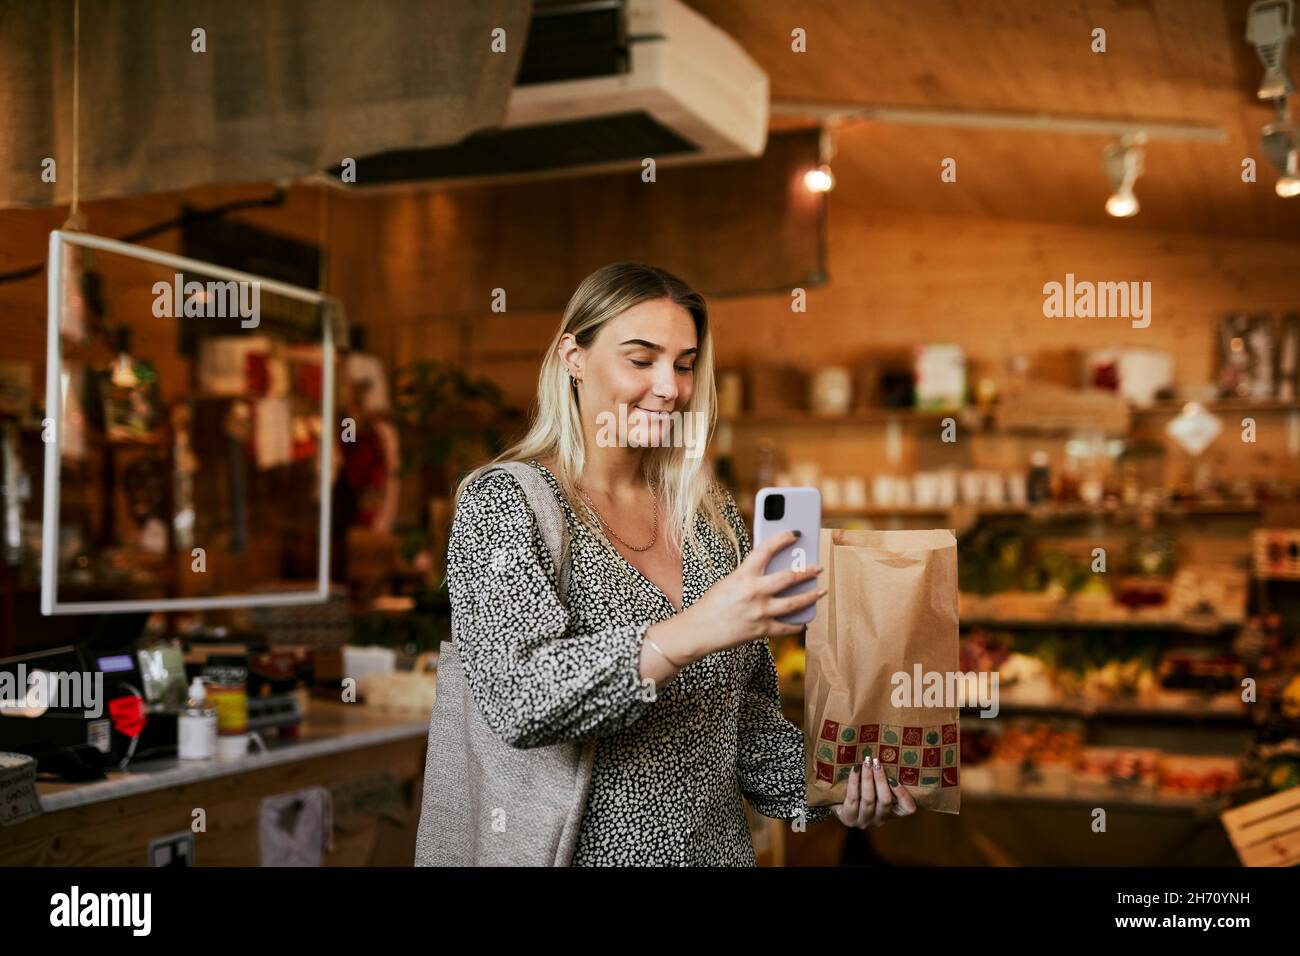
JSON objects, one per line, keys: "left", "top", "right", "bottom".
{"left": 42, "top": 230, "right": 341, "bottom": 615}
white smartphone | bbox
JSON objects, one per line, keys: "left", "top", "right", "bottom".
{"left": 752, "top": 486, "right": 822, "bottom": 625}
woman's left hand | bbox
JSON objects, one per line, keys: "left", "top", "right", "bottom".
{"left": 833, "top": 756, "right": 918, "bottom": 828}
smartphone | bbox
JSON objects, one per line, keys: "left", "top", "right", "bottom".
{"left": 752, "top": 486, "right": 822, "bottom": 625}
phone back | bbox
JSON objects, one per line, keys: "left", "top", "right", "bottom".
{"left": 752, "top": 486, "right": 822, "bottom": 625}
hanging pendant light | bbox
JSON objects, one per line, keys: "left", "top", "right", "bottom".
{"left": 1103, "top": 135, "right": 1145, "bottom": 218}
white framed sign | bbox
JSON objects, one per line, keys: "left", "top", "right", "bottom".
{"left": 41, "top": 229, "right": 341, "bottom": 615}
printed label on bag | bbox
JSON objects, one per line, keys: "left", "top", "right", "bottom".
{"left": 813, "top": 718, "right": 959, "bottom": 790}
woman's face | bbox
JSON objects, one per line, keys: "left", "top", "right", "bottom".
{"left": 566, "top": 297, "right": 699, "bottom": 450}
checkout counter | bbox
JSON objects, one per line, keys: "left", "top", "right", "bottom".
{"left": 0, "top": 696, "right": 428, "bottom": 866}
{"left": 0, "top": 619, "right": 432, "bottom": 866}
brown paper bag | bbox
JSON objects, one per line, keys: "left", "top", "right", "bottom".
{"left": 805, "top": 528, "right": 961, "bottom": 813}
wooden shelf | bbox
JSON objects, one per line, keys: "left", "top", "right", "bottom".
{"left": 739, "top": 502, "right": 1273, "bottom": 521}
{"left": 718, "top": 398, "right": 1300, "bottom": 429}
{"left": 718, "top": 408, "right": 956, "bottom": 427}
{"left": 958, "top": 698, "right": 1251, "bottom": 723}
{"left": 1132, "top": 398, "right": 1300, "bottom": 416}
{"left": 959, "top": 615, "right": 1240, "bottom": 634}
{"left": 960, "top": 780, "right": 1232, "bottom": 813}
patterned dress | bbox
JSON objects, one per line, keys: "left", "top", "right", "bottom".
{"left": 445, "top": 459, "right": 835, "bottom": 866}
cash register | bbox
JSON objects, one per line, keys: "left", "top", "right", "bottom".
{"left": 0, "top": 613, "right": 178, "bottom": 781}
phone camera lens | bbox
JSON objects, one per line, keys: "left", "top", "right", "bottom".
{"left": 763, "top": 494, "right": 785, "bottom": 521}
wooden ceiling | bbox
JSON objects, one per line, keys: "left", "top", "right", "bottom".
{"left": 686, "top": 0, "right": 1300, "bottom": 240}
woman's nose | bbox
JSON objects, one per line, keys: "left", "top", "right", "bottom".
{"left": 651, "top": 364, "right": 678, "bottom": 402}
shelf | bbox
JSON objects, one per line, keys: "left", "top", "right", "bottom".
{"left": 719, "top": 399, "right": 1300, "bottom": 429}
{"left": 960, "top": 780, "right": 1232, "bottom": 813}
{"left": 959, "top": 615, "right": 1240, "bottom": 634}
{"left": 959, "top": 698, "right": 1251, "bottom": 723}
{"left": 719, "top": 408, "right": 955, "bottom": 427}
{"left": 1132, "top": 399, "right": 1300, "bottom": 416}
{"left": 738, "top": 502, "right": 1274, "bottom": 521}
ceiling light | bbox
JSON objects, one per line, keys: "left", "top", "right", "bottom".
{"left": 1105, "top": 191, "right": 1139, "bottom": 217}
{"left": 1262, "top": 114, "right": 1300, "bottom": 197}
{"left": 1247, "top": 0, "right": 1296, "bottom": 100}
{"left": 804, "top": 165, "right": 834, "bottom": 192}
{"left": 805, "top": 126, "right": 837, "bottom": 193}
{"left": 1103, "top": 136, "right": 1144, "bottom": 218}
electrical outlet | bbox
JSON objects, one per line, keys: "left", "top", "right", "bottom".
{"left": 147, "top": 831, "right": 194, "bottom": 867}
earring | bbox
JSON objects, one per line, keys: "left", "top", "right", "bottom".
{"left": 570, "top": 373, "right": 581, "bottom": 387}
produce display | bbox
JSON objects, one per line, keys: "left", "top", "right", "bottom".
{"left": 959, "top": 629, "right": 1245, "bottom": 710}
{"left": 957, "top": 526, "right": 1247, "bottom": 623}
{"left": 969, "top": 718, "right": 1240, "bottom": 799}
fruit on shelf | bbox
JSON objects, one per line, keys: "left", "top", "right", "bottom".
{"left": 1283, "top": 675, "right": 1300, "bottom": 721}
{"left": 1260, "top": 754, "right": 1300, "bottom": 793}
{"left": 959, "top": 629, "right": 1013, "bottom": 674}
{"left": 1157, "top": 647, "right": 1243, "bottom": 694}
{"left": 1115, "top": 577, "right": 1169, "bottom": 609}
{"left": 1084, "top": 658, "right": 1159, "bottom": 702}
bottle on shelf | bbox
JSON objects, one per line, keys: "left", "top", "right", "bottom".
{"left": 178, "top": 678, "right": 217, "bottom": 760}
{"left": 1027, "top": 452, "right": 1052, "bottom": 504}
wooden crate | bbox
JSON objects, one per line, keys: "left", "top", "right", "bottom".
{"left": 1220, "top": 787, "right": 1300, "bottom": 866}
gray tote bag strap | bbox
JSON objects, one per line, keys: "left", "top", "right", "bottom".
{"left": 486, "top": 461, "right": 571, "bottom": 595}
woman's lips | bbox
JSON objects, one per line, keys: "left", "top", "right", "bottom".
{"left": 633, "top": 405, "right": 673, "bottom": 419}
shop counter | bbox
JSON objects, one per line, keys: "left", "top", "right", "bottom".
{"left": 0, "top": 701, "right": 430, "bottom": 866}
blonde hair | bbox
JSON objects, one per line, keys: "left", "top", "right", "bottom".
{"left": 457, "top": 262, "right": 740, "bottom": 572}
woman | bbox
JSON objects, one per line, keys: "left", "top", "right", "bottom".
{"left": 446, "top": 262, "right": 917, "bottom": 865}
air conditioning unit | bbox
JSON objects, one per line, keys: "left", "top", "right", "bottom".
{"left": 325, "top": 0, "right": 769, "bottom": 190}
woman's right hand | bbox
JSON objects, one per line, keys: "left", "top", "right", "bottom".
{"left": 653, "top": 530, "right": 825, "bottom": 664}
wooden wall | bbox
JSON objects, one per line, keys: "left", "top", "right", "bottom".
{"left": 339, "top": 197, "right": 1300, "bottom": 410}
{"left": 3, "top": 178, "right": 1298, "bottom": 498}
{"left": 5, "top": 181, "right": 1298, "bottom": 400}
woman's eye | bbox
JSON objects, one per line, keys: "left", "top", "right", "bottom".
{"left": 676, "top": 366, "right": 694, "bottom": 374}
{"left": 630, "top": 359, "right": 652, "bottom": 368}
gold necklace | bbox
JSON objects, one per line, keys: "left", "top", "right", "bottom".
{"left": 577, "top": 479, "right": 659, "bottom": 552}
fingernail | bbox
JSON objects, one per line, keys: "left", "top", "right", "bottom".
{"left": 819, "top": 588, "right": 829, "bottom": 598}
{"left": 874, "top": 757, "right": 881, "bottom": 769}
{"left": 792, "top": 529, "right": 801, "bottom": 538}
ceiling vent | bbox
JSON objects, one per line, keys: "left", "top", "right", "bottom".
{"left": 322, "top": 0, "right": 769, "bottom": 189}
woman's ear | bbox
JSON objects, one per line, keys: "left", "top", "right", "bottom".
{"left": 557, "top": 333, "right": 583, "bottom": 380}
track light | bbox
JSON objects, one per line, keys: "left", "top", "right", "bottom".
{"left": 1277, "top": 165, "right": 1300, "bottom": 197}
{"left": 1275, "top": 144, "right": 1300, "bottom": 196}
{"left": 803, "top": 165, "right": 834, "bottom": 192}
{"left": 1247, "top": 0, "right": 1296, "bottom": 100}
{"left": 1262, "top": 108, "right": 1300, "bottom": 197}
{"left": 1103, "top": 135, "right": 1144, "bottom": 218}
{"left": 805, "top": 126, "right": 837, "bottom": 193}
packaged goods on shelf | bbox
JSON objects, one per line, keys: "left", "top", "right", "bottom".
{"left": 1157, "top": 755, "right": 1240, "bottom": 797}
{"left": 992, "top": 382, "right": 1130, "bottom": 434}
{"left": 1157, "top": 646, "right": 1244, "bottom": 694}
{"left": 1075, "top": 747, "right": 1161, "bottom": 797}
{"left": 989, "top": 718, "right": 1085, "bottom": 793}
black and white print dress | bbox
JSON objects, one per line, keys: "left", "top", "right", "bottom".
{"left": 445, "top": 458, "right": 835, "bottom": 866}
